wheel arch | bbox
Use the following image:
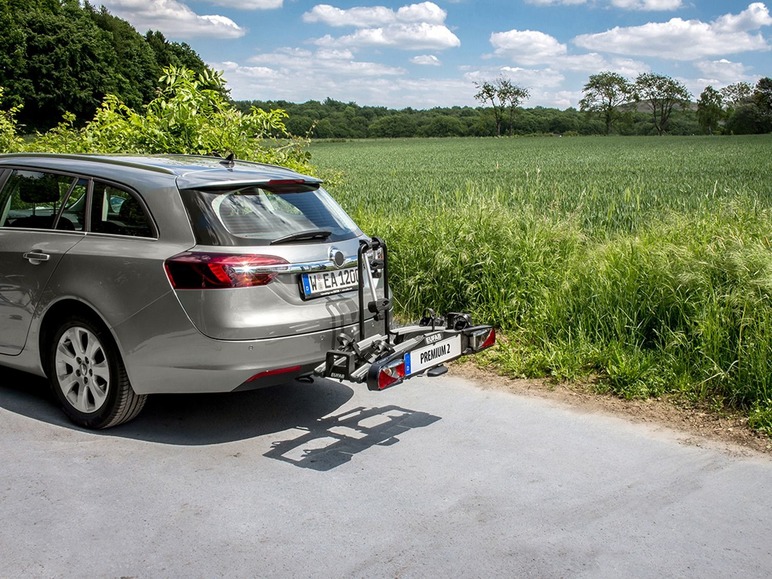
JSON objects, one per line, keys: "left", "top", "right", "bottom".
{"left": 39, "top": 300, "right": 117, "bottom": 376}
{"left": 41, "top": 298, "right": 147, "bottom": 429}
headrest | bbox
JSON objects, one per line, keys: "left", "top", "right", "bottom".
{"left": 18, "top": 176, "right": 61, "bottom": 205}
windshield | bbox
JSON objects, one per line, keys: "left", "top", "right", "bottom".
{"left": 180, "top": 185, "right": 361, "bottom": 246}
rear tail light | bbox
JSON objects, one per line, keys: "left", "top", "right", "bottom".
{"left": 480, "top": 327, "right": 496, "bottom": 350}
{"left": 165, "top": 252, "right": 289, "bottom": 289}
{"left": 376, "top": 358, "right": 406, "bottom": 390}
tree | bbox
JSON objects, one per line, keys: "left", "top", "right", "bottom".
{"left": 0, "top": 2, "right": 119, "bottom": 130}
{"left": 579, "top": 72, "right": 631, "bottom": 135}
{"left": 474, "top": 77, "right": 530, "bottom": 136}
{"left": 144, "top": 31, "right": 209, "bottom": 76}
{"left": 0, "top": 0, "right": 217, "bottom": 132}
{"left": 723, "top": 78, "right": 772, "bottom": 134}
{"left": 725, "top": 103, "right": 766, "bottom": 134}
{"left": 720, "top": 82, "right": 753, "bottom": 109}
{"left": 633, "top": 73, "right": 692, "bottom": 135}
{"left": 696, "top": 86, "right": 723, "bottom": 135}
{"left": 28, "top": 66, "right": 313, "bottom": 173}
{"left": 420, "top": 115, "right": 465, "bottom": 137}
{"left": 368, "top": 113, "right": 418, "bottom": 138}
{"left": 751, "top": 77, "right": 772, "bottom": 133}
{"left": 0, "top": 87, "right": 23, "bottom": 152}
{"left": 86, "top": 3, "right": 160, "bottom": 110}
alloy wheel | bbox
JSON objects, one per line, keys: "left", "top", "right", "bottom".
{"left": 54, "top": 326, "right": 110, "bottom": 414}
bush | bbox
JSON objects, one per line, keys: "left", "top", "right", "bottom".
{"left": 5, "top": 67, "right": 314, "bottom": 174}
{"left": 0, "top": 88, "right": 23, "bottom": 153}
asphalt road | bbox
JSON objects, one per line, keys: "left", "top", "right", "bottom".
{"left": 1, "top": 367, "right": 771, "bottom": 578}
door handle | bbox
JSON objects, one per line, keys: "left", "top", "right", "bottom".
{"left": 23, "top": 251, "right": 51, "bottom": 265}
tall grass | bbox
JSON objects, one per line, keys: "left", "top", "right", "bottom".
{"left": 312, "top": 136, "right": 772, "bottom": 432}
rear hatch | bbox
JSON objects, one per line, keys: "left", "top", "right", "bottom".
{"left": 165, "top": 176, "right": 377, "bottom": 340}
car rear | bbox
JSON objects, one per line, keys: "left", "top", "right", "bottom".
{"left": 157, "top": 170, "right": 378, "bottom": 389}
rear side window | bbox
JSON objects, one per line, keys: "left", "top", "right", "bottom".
{"left": 180, "top": 185, "right": 361, "bottom": 246}
{"left": 89, "top": 180, "right": 155, "bottom": 238}
{"left": 0, "top": 170, "right": 85, "bottom": 231}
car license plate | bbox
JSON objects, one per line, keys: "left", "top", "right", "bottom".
{"left": 301, "top": 267, "right": 359, "bottom": 298}
{"left": 404, "top": 334, "right": 462, "bottom": 376}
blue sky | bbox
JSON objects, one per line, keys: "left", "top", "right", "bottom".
{"left": 95, "top": 1, "right": 771, "bottom": 109}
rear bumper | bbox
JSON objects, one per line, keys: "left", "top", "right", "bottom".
{"left": 113, "top": 292, "right": 378, "bottom": 395}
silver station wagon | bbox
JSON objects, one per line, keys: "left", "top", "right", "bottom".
{"left": 0, "top": 153, "right": 494, "bottom": 429}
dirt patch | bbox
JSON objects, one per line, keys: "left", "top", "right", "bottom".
{"left": 451, "top": 361, "right": 772, "bottom": 459}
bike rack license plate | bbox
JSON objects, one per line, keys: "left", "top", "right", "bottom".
{"left": 404, "top": 334, "right": 462, "bottom": 376}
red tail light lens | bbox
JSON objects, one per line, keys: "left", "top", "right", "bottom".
{"left": 480, "top": 327, "right": 496, "bottom": 350}
{"left": 165, "top": 252, "right": 289, "bottom": 289}
{"left": 377, "top": 358, "right": 406, "bottom": 390}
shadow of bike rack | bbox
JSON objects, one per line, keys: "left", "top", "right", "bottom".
{"left": 264, "top": 405, "right": 441, "bottom": 471}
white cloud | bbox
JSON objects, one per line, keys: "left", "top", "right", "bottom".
{"left": 303, "top": 5, "right": 399, "bottom": 27}
{"left": 96, "top": 0, "right": 245, "bottom": 38}
{"left": 303, "top": 2, "right": 459, "bottom": 51}
{"left": 464, "top": 65, "right": 575, "bottom": 107}
{"left": 490, "top": 30, "right": 567, "bottom": 65}
{"left": 314, "top": 23, "right": 460, "bottom": 50}
{"left": 498, "top": 67, "right": 565, "bottom": 89}
{"left": 610, "top": 0, "right": 683, "bottom": 10}
{"left": 396, "top": 2, "right": 447, "bottom": 24}
{"left": 525, "top": 0, "right": 588, "bottom": 6}
{"left": 213, "top": 54, "right": 474, "bottom": 108}
{"left": 525, "top": 0, "right": 682, "bottom": 7}
{"left": 694, "top": 59, "right": 753, "bottom": 85}
{"left": 303, "top": 2, "right": 447, "bottom": 27}
{"left": 207, "top": 0, "right": 282, "bottom": 9}
{"left": 574, "top": 3, "right": 772, "bottom": 60}
{"left": 411, "top": 54, "right": 442, "bottom": 66}
{"left": 555, "top": 54, "right": 649, "bottom": 77}
{"left": 217, "top": 61, "right": 279, "bottom": 80}
{"left": 247, "top": 48, "right": 405, "bottom": 77}
{"left": 464, "top": 66, "right": 563, "bottom": 91}
{"left": 488, "top": 27, "right": 650, "bottom": 81}
{"left": 713, "top": 2, "right": 772, "bottom": 32}
{"left": 525, "top": 0, "right": 587, "bottom": 6}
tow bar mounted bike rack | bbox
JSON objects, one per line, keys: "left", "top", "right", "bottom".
{"left": 315, "top": 237, "right": 496, "bottom": 391}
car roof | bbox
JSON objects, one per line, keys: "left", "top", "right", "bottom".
{"left": 0, "top": 153, "right": 322, "bottom": 189}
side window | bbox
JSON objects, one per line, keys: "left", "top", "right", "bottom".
{"left": 61, "top": 178, "right": 88, "bottom": 231}
{"left": 89, "top": 181, "right": 154, "bottom": 238}
{"left": 0, "top": 170, "right": 82, "bottom": 231}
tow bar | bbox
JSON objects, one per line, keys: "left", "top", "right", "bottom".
{"left": 314, "top": 237, "right": 495, "bottom": 390}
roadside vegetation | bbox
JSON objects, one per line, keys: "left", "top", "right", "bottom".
{"left": 0, "top": 0, "right": 213, "bottom": 132}
{"left": 0, "top": 67, "right": 313, "bottom": 174}
{"left": 312, "top": 136, "right": 772, "bottom": 435}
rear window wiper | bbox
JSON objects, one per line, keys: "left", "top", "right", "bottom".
{"left": 270, "top": 229, "right": 332, "bottom": 245}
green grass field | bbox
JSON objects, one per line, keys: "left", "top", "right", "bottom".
{"left": 311, "top": 136, "right": 772, "bottom": 433}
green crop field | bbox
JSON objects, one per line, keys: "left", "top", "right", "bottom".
{"left": 311, "top": 135, "right": 772, "bottom": 433}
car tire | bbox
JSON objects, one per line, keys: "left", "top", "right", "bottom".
{"left": 49, "top": 315, "right": 146, "bottom": 429}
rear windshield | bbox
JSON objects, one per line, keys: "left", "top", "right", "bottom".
{"left": 180, "top": 184, "right": 362, "bottom": 246}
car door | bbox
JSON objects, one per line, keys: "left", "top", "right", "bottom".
{"left": 0, "top": 170, "right": 86, "bottom": 355}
